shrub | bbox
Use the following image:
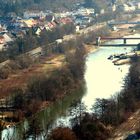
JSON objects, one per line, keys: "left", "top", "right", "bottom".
{"left": 15, "top": 55, "right": 34, "bottom": 69}
{"left": 0, "top": 65, "right": 12, "bottom": 79}
{"left": 48, "top": 127, "right": 77, "bottom": 140}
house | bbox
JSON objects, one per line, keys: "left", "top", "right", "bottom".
{"left": 21, "top": 19, "right": 37, "bottom": 27}
{"left": 59, "top": 17, "right": 73, "bottom": 25}
{"left": 75, "top": 16, "right": 92, "bottom": 26}
{"left": 47, "top": 22, "right": 54, "bottom": 29}
{"left": 35, "top": 27, "right": 42, "bottom": 36}
{"left": 108, "top": 4, "right": 116, "bottom": 12}
{"left": 27, "top": 47, "right": 44, "bottom": 58}
{"left": 0, "top": 32, "right": 14, "bottom": 46}
{"left": 51, "top": 21, "right": 57, "bottom": 27}
{"left": 24, "top": 11, "right": 46, "bottom": 19}
{"left": 112, "top": 26, "right": 118, "bottom": 31}
{"left": 56, "top": 39, "right": 63, "bottom": 44}
{"left": 55, "top": 11, "right": 71, "bottom": 18}
{"left": 76, "top": 8, "right": 94, "bottom": 16}
{"left": 135, "top": 3, "right": 140, "bottom": 9}
{"left": 75, "top": 18, "right": 83, "bottom": 25}
{"left": 0, "top": 24, "right": 7, "bottom": 33}
{"left": 0, "top": 33, "right": 14, "bottom": 51}
{"left": 86, "top": 8, "right": 95, "bottom": 15}
{"left": 33, "top": 26, "right": 45, "bottom": 36}
{"left": 18, "top": 22, "right": 28, "bottom": 28}
{"left": 127, "top": 2, "right": 136, "bottom": 11}
{"left": 100, "top": 9, "right": 105, "bottom": 14}
{"left": 76, "top": 25, "right": 80, "bottom": 32}
{"left": 3, "top": 33, "right": 13, "bottom": 43}
{"left": 44, "top": 24, "right": 51, "bottom": 31}
{"left": 0, "top": 36, "right": 5, "bottom": 44}
{"left": 11, "top": 29, "right": 26, "bottom": 38}
{"left": 46, "top": 15, "right": 55, "bottom": 22}
{"left": 117, "top": 4, "right": 136, "bottom": 12}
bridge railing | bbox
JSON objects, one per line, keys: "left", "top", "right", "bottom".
{"left": 96, "top": 37, "right": 140, "bottom": 46}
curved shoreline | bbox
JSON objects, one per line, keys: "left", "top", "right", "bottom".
{"left": 1, "top": 16, "right": 140, "bottom": 136}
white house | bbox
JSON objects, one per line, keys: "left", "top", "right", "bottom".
{"left": 108, "top": 4, "right": 116, "bottom": 12}
{"left": 76, "top": 25, "right": 80, "bottom": 33}
{"left": 24, "top": 11, "right": 46, "bottom": 18}
{"left": 136, "top": 2, "right": 140, "bottom": 9}
{"left": 0, "top": 33, "right": 14, "bottom": 51}
{"left": 117, "top": 4, "right": 136, "bottom": 12}
{"left": 35, "top": 28, "right": 42, "bottom": 36}
{"left": 77, "top": 8, "right": 94, "bottom": 16}
{"left": 56, "top": 39, "right": 63, "bottom": 44}
{"left": 100, "top": 9, "right": 105, "bottom": 14}
{"left": 3, "top": 33, "right": 13, "bottom": 43}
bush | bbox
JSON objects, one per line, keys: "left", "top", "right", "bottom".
{"left": 48, "top": 127, "right": 77, "bottom": 140}
{"left": 8, "top": 60, "right": 20, "bottom": 70}
{"left": 72, "top": 113, "right": 110, "bottom": 140}
{"left": 0, "top": 65, "right": 12, "bottom": 79}
{"left": 15, "top": 55, "right": 34, "bottom": 69}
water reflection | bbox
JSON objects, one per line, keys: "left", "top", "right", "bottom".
{"left": 82, "top": 33, "right": 140, "bottom": 111}
{"left": 1, "top": 86, "right": 86, "bottom": 139}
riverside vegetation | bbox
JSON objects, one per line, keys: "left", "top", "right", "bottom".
{"left": 1, "top": 11, "right": 139, "bottom": 140}
{"left": 0, "top": 15, "right": 111, "bottom": 139}
{"left": 0, "top": 17, "right": 110, "bottom": 123}
{"left": 47, "top": 52, "right": 140, "bottom": 140}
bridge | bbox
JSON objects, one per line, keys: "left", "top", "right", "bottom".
{"left": 96, "top": 37, "right": 140, "bottom": 47}
{"left": 108, "top": 21, "right": 140, "bottom": 26}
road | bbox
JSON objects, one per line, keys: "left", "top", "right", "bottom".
{"left": 63, "top": 22, "right": 106, "bottom": 41}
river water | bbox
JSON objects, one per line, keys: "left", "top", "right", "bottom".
{"left": 82, "top": 47, "right": 130, "bottom": 110}
{"left": 1, "top": 34, "right": 140, "bottom": 139}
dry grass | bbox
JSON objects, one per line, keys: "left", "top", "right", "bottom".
{"left": 0, "top": 54, "right": 65, "bottom": 98}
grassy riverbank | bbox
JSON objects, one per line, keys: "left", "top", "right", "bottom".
{"left": 0, "top": 44, "right": 87, "bottom": 128}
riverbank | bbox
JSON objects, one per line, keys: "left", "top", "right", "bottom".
{"left": 108, "top": 51, "right": 140, "bottom": 65}
{"left": 107, "top": 60, "right": 140, "bottom": 140}
{"left": 0, "top": 13, "right": 140, "bottom": 129}
{"left": 84, "top": 24, "right": 140, "bottom": 140}
{"left": 0, "top": 15, "right": 136, "bottom": 98}
{"left": 0, "top": 45, "right": 88, "bottom": 129}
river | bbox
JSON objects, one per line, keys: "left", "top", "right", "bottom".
{"left": 1, "top": 34, "right": 140, "bottom": 140}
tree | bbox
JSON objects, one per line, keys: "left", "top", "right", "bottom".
{"left": 66, "top": 45, "right": 86, "bottom": 80}
{"left": 12, "top": 88, "right": 25, "bottom": 109}
{"left": 137, "top": 43, "right": 140, "bottom": 51}
{"left": 69, "top": 100, "right": 86, "bottom": 126}
{"left": 25, "top": 118, "right": 42, "bottom": 140}
{"left": 72, "top": 113, "right": 110, "bottom": 140}
{"left": 39, "top": 28, "right": 49, "bottom": 45}
{"left": 93, "top": 98, "right": 119, "bottom": 125}
{"left": 48, "top": 127, "right": 77, "bottom": 140}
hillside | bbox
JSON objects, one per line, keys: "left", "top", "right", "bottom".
{"left": 108, "top": 109, "right": 140, "bottom": 140}
{"left": 0, "top": 0, "right": 115, "bottom": 15}
{"left": 0, "top": 0, "right": 83, "bottom": 15}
